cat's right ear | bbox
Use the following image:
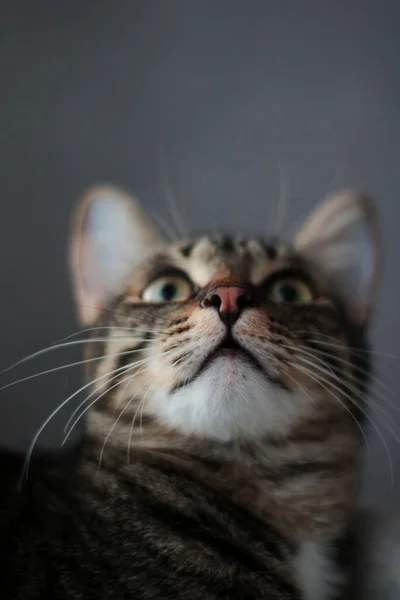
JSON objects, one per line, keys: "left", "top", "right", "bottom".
{"left": 69, "top": 185, "right": 164, "bottom": 325}
{"left": 294, "top": 190, "right": 380, "bottom": 326}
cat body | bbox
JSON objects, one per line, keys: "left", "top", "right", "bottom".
{"left": 0, "top": 187, "right": 382, "bottom": 598}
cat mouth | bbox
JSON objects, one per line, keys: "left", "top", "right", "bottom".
{"left": 198, "top": 338, "right": 264, "bottom": 375}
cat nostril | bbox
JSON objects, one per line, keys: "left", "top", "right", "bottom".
{"left": 236, "top": 294, "right": 249, "bottom": 310}
{"left": 201, "top": 285, "right": 252, "bottom": 326}
{"left": 204, "top": 294, "right": 222, "bottom": 309}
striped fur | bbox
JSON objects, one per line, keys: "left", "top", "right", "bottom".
{"left": 0, "top": 188, "right": 380, "bottom": 599}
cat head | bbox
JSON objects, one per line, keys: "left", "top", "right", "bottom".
{"left": 69, "top": 185, "right": 379, "bottom": 445}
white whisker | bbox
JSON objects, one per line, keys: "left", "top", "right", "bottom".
{"left": 63, "top": 348, "right": 174, "bottom": 436}
{"left": 19, "top": 360, "right": 138, "bottom": 487}
{"left": 291, "top": 360, "right": 393, "bottom": 489}
{"left": 0, "top": 348, "right": 148, "bottom": 393}
{"left": 295, "top": 342, "right": 400, "bottom": 413}
{"left": 98, "top": 378, "right": 151, "bottom": 470}
{"left": 127, "top": 380, "right": 155, "bottom": 463}
{"left": 0, "top": 337, "right": 152, "bottom": 378}
{"left": 150, "top": 210, "right": 179, "bottom": 241}
{"left": 62, "top": 364, "right": 150, "bottom": 446}
{"left": 157, "top": 147, "right": 187, "bottom": 238}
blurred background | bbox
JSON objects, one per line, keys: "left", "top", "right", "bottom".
{"left": 1, "top": 1, "right": 400, "bottom": 509}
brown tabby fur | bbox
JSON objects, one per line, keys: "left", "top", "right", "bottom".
{"left": 1, "top": 195, "right": 375, "bottom": 599}
{"left": 85, "top": 234, "right": 367, "bottom": 540}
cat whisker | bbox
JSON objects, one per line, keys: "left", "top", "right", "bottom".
{"left": 19, "top": 360, "right": 140, "bottom": 487}
{"left": 127, "top": 380, "right": 155, "bottom": 463}
{"left": 291, "top": 347, "right": 400, "bottom": 446}
{"left": 98, "top": 378, "right": 152, "bottom": 471}
{"left": 59, "top": 326, "right": 168, "bottom": 342}
{"left": 311, "top": 338, "right": 400, "bottom": 361}
{"left": 290, "top": 359, "right": 394, "bottom": 490}
{"left": 293, "top": 330, "right": 400, "bottom": 360}
{"left": 0, "top": 337, "right": 153, "bottom": 378}
{"left": 139, "top": 384, "right": 154, "bottom": 439}
{"left": 0, "top": 347, "right": 149, "bottom": 393}
{"left": 63, "top": 349, "right": 174, "bottom": 438}
{"left": 293, "top": 351, "right": 393, "bottom": 423}
{"left": 150, "top": 210, "right": 180, "bottom": 241}
{"left": 63, "top": 363, "right": 150, "bottom": 446}
{"left": 157, "top": 146, "right": 188, "bottom": 238}
{"left": 294, "top": 342, "right": 400, "bottom": 413}
{"left": 76, "top": 304, "right": 169, "bottom": 323}
{"left": 63, "top": 359, "right": 150, "bottom": 438}
{"left": 62, "top": 371, "right": 137, "bottom": 446}
{"left": 280, "top": 365, "right": 317, "bottom": 406}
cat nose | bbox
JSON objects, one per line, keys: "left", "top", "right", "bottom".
{"left": 201, "top": 285, "right": 252, "bottom": 327}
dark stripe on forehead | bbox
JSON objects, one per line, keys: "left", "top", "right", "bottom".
{"left": 180, "top": 242, "right": 196, "bottom": 258}
{"left": 260, "top": 241, "right": 278, "bottom": 260}
{"left": 218, "top": 235, "right": 235, "bottom": 253}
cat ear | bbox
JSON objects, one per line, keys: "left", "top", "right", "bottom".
{"left": 294, "top": 190, "right": 380, "bottom": 326}
{"left": 69, "top": 185, "right": 164, "bottom": 325}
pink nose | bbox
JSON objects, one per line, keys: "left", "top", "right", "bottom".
{"left": 201, "top": 285, "right": 251, "bottom": 326}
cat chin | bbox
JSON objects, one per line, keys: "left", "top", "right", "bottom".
{"left": 150, "top": 356, "right": 311, "bottom": 441}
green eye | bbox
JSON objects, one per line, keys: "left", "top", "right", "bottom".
{"left": 269, "top": 278, "right": 313, "bottom": 304}
{"left": 142, "top": 275, "right": 192, "bottom": 303}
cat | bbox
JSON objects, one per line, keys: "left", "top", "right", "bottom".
{"left": 0, "top": 185, "right": 387, "bottom": 599}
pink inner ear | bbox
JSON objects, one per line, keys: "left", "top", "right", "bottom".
{"left": 77, "top": 236, "right": 103, "bottom": 325}
{"left": 69, "top": 185, "right": 164, "bottom": 326}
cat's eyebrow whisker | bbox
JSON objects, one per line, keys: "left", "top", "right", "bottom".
{"left": 291, "top": 359, "right": 394, "bottom": 490}
{"left": 158, "top": 148, "right": 188, "bottom": 238}
{"left": 0, "top": 337, "right": 153, "bottom": 378}
{"left": 150, "top": 210, "right": 180, "bottom": 241}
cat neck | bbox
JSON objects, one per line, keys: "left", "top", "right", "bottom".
{"left": 85, "top": 406, "right": 361, "bottom": 543}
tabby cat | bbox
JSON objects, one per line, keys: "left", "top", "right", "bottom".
{"left": 0, "top": 186, "right": 381, "bottom": 599}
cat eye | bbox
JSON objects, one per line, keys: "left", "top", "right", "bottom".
{"left": 268, "top": 278, "right": 313, "bottom": 304}
{"left": 142, "top": 274, "right": 193, "bottom": 303}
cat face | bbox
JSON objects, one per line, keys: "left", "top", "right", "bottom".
{"left": 69, "top": 186, "right": 379, "bottom": 445}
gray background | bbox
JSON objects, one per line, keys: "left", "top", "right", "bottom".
{"left": 1, "top": 1, "right": 400, "bottom": 509}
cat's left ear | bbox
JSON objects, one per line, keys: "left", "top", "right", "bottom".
{"left": 69, "top": 184, "right": 165, "bottom": 325}
{"left": 294, "top": 190, "right": 380, "bottom": 326}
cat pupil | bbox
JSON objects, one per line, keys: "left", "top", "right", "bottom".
{"left": 161, "top": 283, "right": 177, "bottom": 301}
{"left": 279, "top": 284, "right": 298, "bottom": 302}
